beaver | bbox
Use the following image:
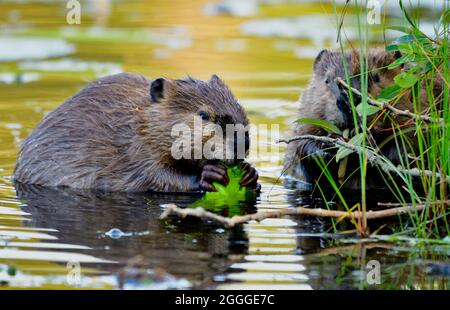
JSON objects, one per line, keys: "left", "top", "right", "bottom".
{"left": 283, "top": 48, "right": 444, "bottom": 190}
{"left": 14, "top": 73, "right": 259, "bottom": 192}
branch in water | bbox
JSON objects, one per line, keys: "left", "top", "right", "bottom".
{"left": 278, "top": 135, "right": 450, "bottom": 184}
{"left": 336, "top": 77, "right": 444, "bottom": 125}
{"left": 160, "top": 203, "right": 427, "bottom": 228}
{"left": 378, "top": 200, "right": 450, "bottom": 207}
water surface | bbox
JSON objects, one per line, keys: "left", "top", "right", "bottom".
{"left": 0, "top": 0, "right": 448, "bottom": 289}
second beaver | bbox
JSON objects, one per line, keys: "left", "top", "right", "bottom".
{"left": 283, "top": 48, "right": 444, "bottom": 189}
{"left": 14, "top": 73, "right": 259, "bottom": 192}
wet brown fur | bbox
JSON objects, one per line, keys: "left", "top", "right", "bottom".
{"left": 284, "top": 48, "right": 444, "bottom": 189}
{"left": 14, "top": 73, "right": 249, "bottom": 192}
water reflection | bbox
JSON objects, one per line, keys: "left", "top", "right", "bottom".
{"left": 217, "top": 187, "right": 320, "bottom": 289}
{"left": 14, "top": 183, "right": 250, "bottom": 287}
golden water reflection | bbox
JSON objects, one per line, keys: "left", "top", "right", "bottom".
{"left": 0, "top": 0, "right": 447, "bottom": 289}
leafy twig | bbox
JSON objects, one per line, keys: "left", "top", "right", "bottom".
{"left": 336, "top": 77, "right": 444, "bottom": 125}
{"left": 278, "top": 135, "right": 450, "bottom": 183}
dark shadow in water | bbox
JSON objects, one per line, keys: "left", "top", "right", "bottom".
{"left": 14, "top": 183, "right": 249, "bottom": 286}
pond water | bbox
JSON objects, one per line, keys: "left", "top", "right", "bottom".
{"left": 0, "top": 0, "right": 448, "bottom": 289}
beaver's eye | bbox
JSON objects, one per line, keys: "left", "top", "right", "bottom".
{"left": 198, "top": 111, "right": 209, "bottom": 121}
{"left": 373, "top": 73, "right": 380, "bottom": 83}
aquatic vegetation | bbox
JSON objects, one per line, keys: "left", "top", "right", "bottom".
{"left": 189, "top": 165, "right": 255, "bottom": 216}
{"left": 205, "top": 165, "right": 248, "bottom": 203}
{"left": 294, "top": 0, "right": 450, "bottom": 238}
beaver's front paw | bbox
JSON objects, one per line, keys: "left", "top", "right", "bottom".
{"left": 239, "top": 162, "right": 261, "bottom": 193}
{"left": 200, "top": 164, "right": 229, "bottom": 192}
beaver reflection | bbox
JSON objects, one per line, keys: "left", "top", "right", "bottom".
{"left": 15, "top": 183, "right": 248, "bottom": 284}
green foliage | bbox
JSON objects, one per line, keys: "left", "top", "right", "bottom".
{"left": 356, "top": 102, "right": 380, "bottom": 116}
{"left": 190, "top": 165, "right": 255, "bottom": 217}
{"left": 296, "top": 117, "right": 342, "bottom": 135}
{"left": 394, "top": 71, "right": 419, "bottom": 88}
{"left": 377, "top": 84, "right": 402, "bottom": 100}
{"left": 7, "top": 265, "right": 17, "bottom": 277}
{"left": 335, "top": 133, "right": 364, "bottom": 162}
{"left": 329, "top": 0, "right": 450, "bottom": 238}
{"left": 204, "top": 165, "right": 248, "bottom": 204}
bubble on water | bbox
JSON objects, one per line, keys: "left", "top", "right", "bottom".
{"left": 103, "top": 228, "right": 147, "bottom": 239}
{"left": 213, "top": 274, "right": 227, "bottom": 282}
{"left": 105, "top": 228, "right": 127, "bottom": 239}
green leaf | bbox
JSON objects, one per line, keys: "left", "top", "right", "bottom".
{"left": 377, "top": 84, "right": 402, "bottom": 100}
{"left": 385, "top": 44, "right": 399, "bottom": 52}
{"left": 394, "top": 71, "right": 419, "bottom": 88}
{"left": 7, "top": 265, "right": 16, "bottom": 277}
{"left": 336, "top": 133, "right": 364, "bottom": 162}
{"left": 394, "top": 34, "right": 426, "bottom": 45}
{"left": 388, "top": 57, "right": 406, "bottom": 70}
{"left": 336, "top": 145, "right": 353, "bottom": 163}
{"left": 337, "top": 156, "right": 349, "bottom": 184}
{"left": 387, "top": 25, "right": 411, "bottom": 34}
{"left": 397, "top": 42, "right": 414, "bottom": 54}
{"left": 423, "top": 61, "right": 434, "bottom": 74}
{"left": 296, "top": 118, "right": 342, "bottom": 135}
{"left": 356, "top": 102, "right": 380, "bottom": 116}
{"left": 399, "top": 0, "right": 419, "bottom": 31}
{"left": 191, "top": 165, "right": 256, "bottom": 216}
{"left": 395, "top": 34, "right": 416, "bottom": 44}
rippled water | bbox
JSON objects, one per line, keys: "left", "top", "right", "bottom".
{"left": 0, "top": 0, "right": 448, "bottom": 289}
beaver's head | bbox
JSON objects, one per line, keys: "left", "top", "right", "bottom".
{"left": 148, "top": 75, "right": 250, "bottom": 168}
{"left": 310, "top": 48, "right": 403, "bottom": 130}
{"left": 308, "top": 49, "right": 354, "bottom": 130}
{"left": 350, "top": 48, "right": 403, "bottom": 98}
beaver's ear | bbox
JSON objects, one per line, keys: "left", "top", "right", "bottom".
{"left": 150, "top": 78, "right": 166, "bottom": 103}
{"left": 210, "top": 74, "right": 225, "bottom": 86}
{"left": 313, "top": 49, "right": 331, "bottom": 71}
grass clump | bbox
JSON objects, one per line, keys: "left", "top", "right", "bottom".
{"left": 303, "top": 0, "right": 450, "bottom": 238}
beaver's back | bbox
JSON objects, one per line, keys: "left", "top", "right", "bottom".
{"left": 14, "top": 73, "right": 151, "bottom": 190}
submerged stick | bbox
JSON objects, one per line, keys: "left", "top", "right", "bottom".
{"left": 160, "top": 203, "right": 427, "bottom": 228}
{"left": 278, "top": 135, "right": 450, "bottom": 183}
{"left": 336, "top": 77, "right": 444, "bottom": 125}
